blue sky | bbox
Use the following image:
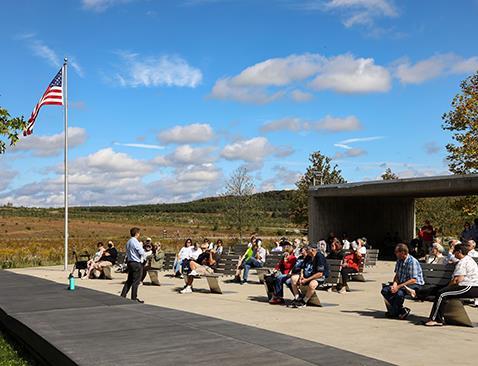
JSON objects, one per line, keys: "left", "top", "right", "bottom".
{"left": 1, "top": 0, "right": 478, "bottom": 206}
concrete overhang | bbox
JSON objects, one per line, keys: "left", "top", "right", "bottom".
{"left": 309, "top": 174, "right": 478, "bottom": 198}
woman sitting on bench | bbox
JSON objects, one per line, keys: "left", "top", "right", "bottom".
{"left": 425, "top": 243, "right": 478, "bottom": 326}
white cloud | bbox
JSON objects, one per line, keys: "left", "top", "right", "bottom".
{"left": 333, "top": 148, "right": 367, "bottom": 159}
{"left": 114, "top": 52, "right": 202, "bottom": 88}
{"left": 114, "top": 142, "right": 165, "bottom": 150}
{"left": 19, "top": 35, "right": 84, "bottom": 77}
{"left": 295, "top": 0, "right": 398, "bottom": 28}
{"left": 210, "top": 78, "right": 285, "bottom": 104}
{"left": 221, "top": 137, "right": 275, "bottom": 163}
{"left": 290, "top": 89, "right": 314, "bottom": 102}
{"left": 158, "top": 123, "right": 214, "bottom": 144}
{"left": 153, "top": 145, "right": 216, "bottom": 166}
{"left": 31, "top": 39, "right": 60, "bottom": 68}
{"left": 260, "top": 118, "right": 303, "bottom": 133}
{"left": 11, "top": 127, "right": 87, "bottom": 157}
{"left": 261, "top": 115, "right": 362, "bottom": 133}
{"left": 334, "top": 135, "right": 384, "bottom": 149}
{"left": 73, "top": 148, "right": 153, "bottom": 176}
{"left": 81, "top": 0, "right": 133, "bottom": 12}
{"left": 0, "top": 165, "right": 17, "bottom": 192}
{"left": 394, "top": 53, "right": 478, "bottom": 84}
{"left": 0, "top": 146, "right": 225, "bottom": 206}
{"left": 309, "top": 54, "right": 391, "bottom": 93}
{"left": 210, "top": 52, "right": 391, "bottom": 103}
{"left": 259, "top": 165, "right": 302, "bottom": 192}
{"left": 232, "top": 54, "right": 324, "bottom": 86}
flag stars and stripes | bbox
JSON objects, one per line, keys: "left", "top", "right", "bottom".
{"left": 24, "top": 68, "right": 64, "bottom": 136}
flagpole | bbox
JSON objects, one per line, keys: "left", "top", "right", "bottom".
{"left": 63, "top": 57, "right": 69, "bottom": 271}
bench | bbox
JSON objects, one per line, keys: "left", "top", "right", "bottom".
{"left": 263, "top": 259, "right": 343, "bottom": 306}
{"left": 364, "top": 249, "right": 379, "bottom": 268}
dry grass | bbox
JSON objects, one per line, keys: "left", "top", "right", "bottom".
{"left": 0, "top": 214, "right": 300, "bottom": 268}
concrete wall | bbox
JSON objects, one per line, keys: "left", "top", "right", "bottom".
{"left": 308, "top": 196, "right": 415, "bottom": 249}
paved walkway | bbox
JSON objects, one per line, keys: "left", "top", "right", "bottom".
{"left": 0, "top": 270, "right": 392, "bottom": 366}
{"left": 7, "top": 262, "right": 478, "bottom": 366}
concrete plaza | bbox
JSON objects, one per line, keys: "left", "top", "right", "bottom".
{"left": 10, "top": 262, "right": 478, "bottom": 366}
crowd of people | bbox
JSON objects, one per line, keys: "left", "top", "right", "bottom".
{"left": 81, "top": 222, "right": 478, "bottom": 327}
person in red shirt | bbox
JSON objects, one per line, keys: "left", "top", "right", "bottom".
{"left": 419, "top": 220, "right": 436, "bottom": 255}
{"left": 337, "top": 243, "right": 362, "bottom": 294}
{"left": 267, "top": 242, "right": 297, "bottom": 305}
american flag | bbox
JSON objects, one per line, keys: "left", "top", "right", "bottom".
{"left": 24, "top": 67, "right": 64, "bottom": 136}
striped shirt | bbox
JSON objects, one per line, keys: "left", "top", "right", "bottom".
{"left": 394, "top": 255, "right": 424, "bottom": 285}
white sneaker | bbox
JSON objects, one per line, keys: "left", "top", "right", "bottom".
{"left": 338, "top": 287, "right": 347, "bottom": 294}
{"left": 189, "top": 270, "right": 199, "bottom": 277}
{"left": 180, "top": 286, "right": 192, "bottom": 294}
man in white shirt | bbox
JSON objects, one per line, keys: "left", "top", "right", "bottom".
{"left": 188, "top": 242, "right": 203, "bottom": 261}
{"left": 120, "top": 227, "right": 146, "bottom": 303}
{"left": 425, "top": 243, "right": 478, "bottom": 326}
{"left": 466, "top": 240, "right": 478, "bottom": 258}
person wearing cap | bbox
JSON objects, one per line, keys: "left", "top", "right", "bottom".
{"left": 289, "top": 243, "right": 329, "bottom": 308}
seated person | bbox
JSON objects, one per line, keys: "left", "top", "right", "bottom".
{"left": 267, "top": 242, "right": 297, "bottom": 305}
{"left": 446, "top": 239, "right": 461, "bottom": 263}
{"left": 425, "top": 243, "right": 447, "bottom": 264}
{"left": 289, "top": 244, "right": 329, "bottom": 308}
{"left": 466, "top": 240, "right": 478, "bottom": 258}
{"left": 327, "top": 237, "right": 348, "bottom": 260}
{"left": 381, "top": 244, "right": 424, "bottom": 320}
{"left": 84, "top": 242, "right": 105, "bottom": 279}
{"left": 180, "top": 246, "right": 216, "bottom": 294}
{"left": 233, "top": 242, "right": 255, "bottom": 283}
{"left": 174, "top": 238, "right": 192, "bottom": 278}
{"left": 92, "top": 241, "right": 118, "bottom": 277}
{"left": 425, "top": 243, "right": 478, "bottom": 326}
{"left": 214, "top": 239, "right": 224, "bottom": 256}
{"left": 141, "top": 242, "right": 165, "bottom": 283}
{"left": 241, "top": 239, "right": 266, "bottom": 284}
{"left": 271, "top": 241, "right": 283, "bottom": 253}
{"left": 336, "top": 243, "right": 362, "bottom": 294}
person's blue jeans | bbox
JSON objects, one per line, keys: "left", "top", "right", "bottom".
{"left": 243, "top": 258, "right": 263, "bottom": 281}
{"left": 381, "top": 283, "right": 421, "bottom": 317}
{"left": 173, "top": 259, "right": 183, "bottom": 274}
{"left": 273, "top": 274, "right": 290, "bottom": 298}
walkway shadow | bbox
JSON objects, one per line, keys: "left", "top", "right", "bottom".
{"left": 172, "top": 287, "right": 236, "bottom": 295}
{"left": 341, "top": 308, "right": 427, "bottom": 324}
{"left": 248, "top": 295, "right": 270, "bottom": 303}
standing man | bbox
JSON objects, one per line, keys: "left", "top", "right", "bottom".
{"left": 120, "top": 227, "right": 145, "bottom": 303}
{"left": 419, "top": 220, "right": 435, "bottom": 255}
{"left": 381, "top": 244, "right": 424, "bottom": 320}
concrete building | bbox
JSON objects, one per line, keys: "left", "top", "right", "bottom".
{"left": 308, "top": 174, "right": 478, "bottom": 249}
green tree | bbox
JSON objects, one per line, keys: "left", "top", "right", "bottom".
{"left": 291, "top": 151, "right": 346, "bottom": 225}
{"left": 442, "top": 71, "right": 478, "bottom": 216}
{"left": 381, "top": 168, "right": 399, "bottom": 180}
{"left": 223, "top": 167, "right": 259, "bottom": 243}
{"left": 442, "top": 71, "right": 478, "bottom": 174}
{"left": 0, "top": 107, "right": 27, "bottom": 154}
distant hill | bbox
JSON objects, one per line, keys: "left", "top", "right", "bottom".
{"left": 70, "top": 190, "right": 295, "bottom": 218}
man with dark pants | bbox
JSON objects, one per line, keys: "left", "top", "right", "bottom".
{"left": 121, "top": 227, "right": 146, "bottom": 303}
{"left": 381, "top": 243, "right": 424, "bottom": 319}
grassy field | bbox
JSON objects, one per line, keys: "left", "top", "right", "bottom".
{"left": 0, "top": 193, "right": 303, "bottom": 268}
{"left": 0, "top": 332, "right": 30, "bottom": 366}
